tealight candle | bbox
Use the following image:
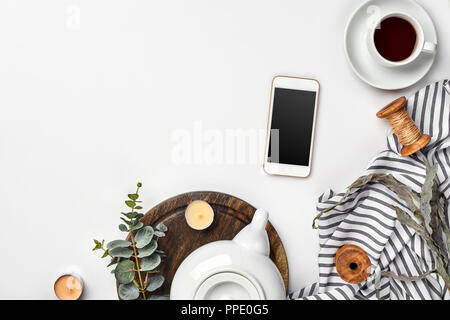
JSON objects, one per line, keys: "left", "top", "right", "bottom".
{"left": 185, "top": 200, "right": 214, "bottom": 230}
{"left": 54, "top": 274, "right": 83, "bottom": 300}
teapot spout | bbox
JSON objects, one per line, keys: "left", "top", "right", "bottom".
{"left": 233, "top": 208, "right": 270, "bottom": 256}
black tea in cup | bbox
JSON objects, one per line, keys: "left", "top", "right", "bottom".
{"left": 374, "top": 16, "right": 417, "bottom": 62}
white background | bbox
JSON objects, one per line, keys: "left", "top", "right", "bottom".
{"left": 0, "top": 0, "right": 449, "bottom": 299}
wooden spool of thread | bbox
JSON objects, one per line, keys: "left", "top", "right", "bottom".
{"left": 376, "top": 96, "right": 430, "bottom": 157}
{"left": 335, "top": 244, "right": 371, "bottom": 284}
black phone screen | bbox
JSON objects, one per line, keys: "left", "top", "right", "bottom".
{"left": 268, "top": 88, "right": 317, "bottom": 166}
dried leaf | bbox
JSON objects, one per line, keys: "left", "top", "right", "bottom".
{"left": 381, "top": 269, "right": 436, "bottom": 282}
{"left": 396, "top": 207, "right": 450, "bottom": 291}
{"left": 435, "top": 254, "right": 450, "bottom": 292}
{"left": 438, "top": 195, "right": 450, "bottom": 252}
{"left": 374, "top": 175, "right": 420, "bottom": 214}
{"left": 311, "top": 174, "right": 384, "bottom": 229}
{"left": 395, "top": 207, "right": 428, "bottom": 239}
{"left": 420, "top": 163, "right": 438, "bottom": 235}
{"left": 312, "top": 173, "right": 419, "bottom": 229}
{"left": 429, "top": 183, "right": 449, "bottom": 265}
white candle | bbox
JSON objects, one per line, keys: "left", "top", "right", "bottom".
{"left": 185, "top": 200, "right": 214, "bottom": 230}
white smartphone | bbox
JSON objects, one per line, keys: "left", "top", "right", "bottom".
{"left": 263, "top": 76, "right": 320, "bottom": 178}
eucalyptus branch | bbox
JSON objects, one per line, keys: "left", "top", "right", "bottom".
{"left": 128, "top": 183, "right": 146, "bottom": 299}
{"left": 93, "top": 182, "right": 169, "bottom": 300}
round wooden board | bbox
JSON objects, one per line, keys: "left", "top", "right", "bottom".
{"left": 134, "top": 191, "right": 289, "bottom": 296}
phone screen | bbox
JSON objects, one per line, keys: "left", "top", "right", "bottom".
{"left": 268, "top": 88, "right": 317, "bottom": 166}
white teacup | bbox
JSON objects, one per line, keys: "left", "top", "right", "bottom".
{"left": 366, "top": 12, "right": 436, "bottom": 68}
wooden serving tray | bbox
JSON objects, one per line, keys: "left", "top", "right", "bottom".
{"left": 139, "top": 191, "right": 289, "bottom": 296}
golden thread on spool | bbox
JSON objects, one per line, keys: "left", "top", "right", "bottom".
{"left": 376, "top": 97, "right": 431, "bottom": 157}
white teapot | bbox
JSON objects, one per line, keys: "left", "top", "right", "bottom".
{"left": 170, "top": 209, "right": 286, "bottom": 300}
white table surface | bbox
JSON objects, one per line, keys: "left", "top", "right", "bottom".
{"left": 0, "top": 0, "right": 449, "bottom": 299}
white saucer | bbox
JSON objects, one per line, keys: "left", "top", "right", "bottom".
{"left": 344, "top": 0, "right": 437, "bottom": 90}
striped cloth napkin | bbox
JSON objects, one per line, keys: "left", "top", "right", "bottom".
{"left": 290, "top": 79, "right": 450, "bottom": 300}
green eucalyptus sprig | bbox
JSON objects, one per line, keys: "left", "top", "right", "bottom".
{"left": 313, "top": 160, "right": 450, "bottom": 293}
{"left": 93, "top": 182, "right": 169, "bottom": 300}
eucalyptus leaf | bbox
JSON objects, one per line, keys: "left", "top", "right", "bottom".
{"left": 92, "top": 239, "right": 102, "bottom": 251}
{"left": 135, "top": 226, "right": 154, "bottom": 248}
{"left": 110, "top": 247, "right": 133, "bottom": 258}
{"left": 106, "top": 240, "right": 131, "bottom": 250}
{"left": 154, "top": 231, "right": 165, "bottom": 238}
{"left": 120, "top": 217, "right": 131, "bottom": 225}
{"left": 115, "top": 260, "right": 135, "bottom": 284}
{"left": 125, "top": 200, "right": 136, "bottom": 208}
{"left": 122, "top": 212, "right": 136, "bottom": 219}
{"left": 107, "top": 257, "right": 119, "bottom": 267}
{"left": 146, "top": 270, "right": 160, "bottom": 274}
{"left": 140, "top": 253, "right": 161, "bottom": 271}
{"left": 132, "top": 221, "right": 143, "bottom": 230}
{"left": 137, "top": 240, "right": 157, "bottom": 258}
{"left": 119, "top": 224, "right": 128, "bottom": 232}
{"left": 118, "top": 283, "right": 140, "bottom": 300}
{"left": 156, "top": 223, "right": 168, "bottom": 232}
{"left": 128, "top": 193, "right": 138, "bottom": 201}
{"left": 101, "top": 249, "right": 109, "bottom": 258}
{"left": 148, "top": 295, "right": 169, "bottom": 300}
{"left": 146, "top": 275, "right": 165, "bottom": 292}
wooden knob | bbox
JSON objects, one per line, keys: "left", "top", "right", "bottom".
{"left": 335, "top": 244, "right": 371, "bottom": 284}
{"left": 376, "top": 96, "right": 407, "bottom": 118}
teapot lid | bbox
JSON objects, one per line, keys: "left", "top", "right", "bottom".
{"left": 194, "top": 272, "right": 264, "bottom": 300}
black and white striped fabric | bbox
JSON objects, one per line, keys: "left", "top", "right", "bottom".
{"left": 290, "top": 79, "right": 450, "bottom": 300}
